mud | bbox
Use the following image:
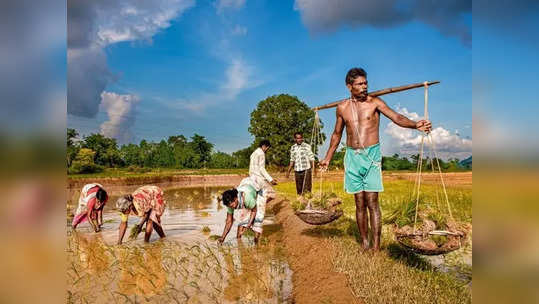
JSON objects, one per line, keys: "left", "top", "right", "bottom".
{"left": 269, "top": 197, "right": 360, "bottom": 304}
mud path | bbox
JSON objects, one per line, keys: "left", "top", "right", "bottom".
{"left": 269, "top": 196, "right": 360, "bottom": 304}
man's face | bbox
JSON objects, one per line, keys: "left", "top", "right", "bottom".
{"left": 347, "top": 76, "right": 368, "bottom": 100}
{"left": 294, "top": 134, "right": 303, "bottom": 145}
{"left": 261, "top": 145, "right": 270, "bottom": 153}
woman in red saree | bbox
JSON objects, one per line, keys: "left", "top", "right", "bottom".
{"left": 115, "top": 185, "right": 166, "bottom": 244}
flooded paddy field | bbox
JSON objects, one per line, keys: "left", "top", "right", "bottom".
{"left": 67, "top": 185, "right": 293, "bottom": 303}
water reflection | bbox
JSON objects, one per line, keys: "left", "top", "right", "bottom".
{"left": 67, "top": 186, "right": 293, "bottom": 303}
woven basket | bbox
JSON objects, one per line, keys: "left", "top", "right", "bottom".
{"left": 395, "top": 230, "right": 466, "bottom": 255}
{"left": 295, "top": 209, "right": 343, "bottom": 225}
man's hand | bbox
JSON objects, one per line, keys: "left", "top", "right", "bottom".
{"left": 416, "top": 120, "right": 432, "bottom": 133}
{"left": 217, "top": 237, "right": 225, "bottom": 244}
{"left": 285, "top": 172, "right": 290, "bottom": 179}
{"left": 319, "top": 159, "right": 330, "bottom": 171}
{"left": 271, "top": 179, "right": 278, "bottom": 185}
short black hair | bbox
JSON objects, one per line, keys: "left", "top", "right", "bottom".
{"left": 294, "top": 132, "right": 302, "bottom": 137}
{"left": 96, "top": 188, "right": 108, "bottom": 203}
{"left": 259, "top": 139, "right": 271, "bottom": 148}
{"left": 345, "top": 68, "right": 367, "bottom": 85}
{"left": 222, "top": 189, "right": 238, "bottom": 206}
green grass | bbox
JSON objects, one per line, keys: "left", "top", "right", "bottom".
{"left": 275, "top": 178, "right": 472, "bottom": 304}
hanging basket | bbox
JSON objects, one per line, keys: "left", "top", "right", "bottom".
{"left": 295, "top": 208, "right": 343, "bottom": 225}
{"left": 294, "top": 196, "right": 343, "bottom": 225}
{"left": 393, "top": 222, "right": 469, "bottom": 255}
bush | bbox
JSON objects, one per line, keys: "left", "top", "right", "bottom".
{"left": 68, "top": 148, "right": 104, "bottom": 174}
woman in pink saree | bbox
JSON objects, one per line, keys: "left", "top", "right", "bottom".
{"left": 72, "top": 183, "right": 108, "bottom": 232}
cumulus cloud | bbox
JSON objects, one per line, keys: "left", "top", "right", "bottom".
{"left": 99, "top": 92, "right": 140, "bottom": 144}
{"left": 67, "top": 0, "right": 194, "bottom": 140}
{"left": 384, "top": 107, "right": 472, "bottom": 159}
{"left": 216, "top": 0, "right": 246, "bottom": 12}
{"left": 294, "top": 0, "right": 471, "bottom": 45}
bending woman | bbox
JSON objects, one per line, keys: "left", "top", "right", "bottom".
{"left": 72, "top": 183, "right": 108, "bottom": 232}
{"left": 115, "top": 185, "right": 166, "bottom": 244}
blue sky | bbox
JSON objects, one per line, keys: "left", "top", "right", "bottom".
{"left": 68, "top": 0, "right": 473, "bottom": 159}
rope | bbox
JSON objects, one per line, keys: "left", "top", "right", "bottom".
{"left": 305, "top": 110, "right": 323, "bottom": 197}
{"left": 412, "top": 81, "right": 455, "bottom": 230}
{"left": 427, "top": 134, "right": 454, "bottom": 220}
{"left": 412, "top": 82, "right": 429, "bottom": 232}
{"left": 413, "top": 134, "right": 425, "bottom": 233}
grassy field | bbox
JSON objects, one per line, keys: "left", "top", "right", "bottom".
{"left": 275, "top": 177, "right": 472, "bottom": 304}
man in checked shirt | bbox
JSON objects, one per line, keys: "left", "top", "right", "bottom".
{"left": 286, "top": 132, "right": 315, "bottom": 195}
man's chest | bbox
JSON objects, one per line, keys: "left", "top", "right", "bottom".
{"left": 342, "top": 104, "right": 379, "bottom": 125}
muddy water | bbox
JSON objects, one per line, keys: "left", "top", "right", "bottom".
{"left": 67, "top": 186, "right": 293, "bottom": 303}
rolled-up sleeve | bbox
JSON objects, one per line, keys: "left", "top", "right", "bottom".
{"left": 290, "top": 146, "right": 296, "bottom": 163}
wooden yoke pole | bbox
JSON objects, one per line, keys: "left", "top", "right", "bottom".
{"left": 312, "top": 81, "right": 440, "bottom": 111}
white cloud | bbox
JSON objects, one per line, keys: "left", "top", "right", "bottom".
{"left": 162, "top": 58, "right": 255, "bottom": 115}
{"left": 68, "top": 0, "right": 195, "bottom": 141}
{"left": 384, "top": 107, "right": 472, "bottom": 159}
{"left": 95, "top": 0, "right": 195, "bottom": 46}
{"left": 222, "top": 58, "right": 251, "bottom": 99}
{"left": 216, "top": 0, "right": 246, "bottom": 12}
{"left": 231, "top": 24, "right": 248, "bottom": 36}
{"left": 99, "top": 91, "right": 140, "bottom": 144}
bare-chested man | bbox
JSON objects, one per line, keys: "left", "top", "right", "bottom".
{"left": 319, "top": 68, "right": 432, "bottom": 251}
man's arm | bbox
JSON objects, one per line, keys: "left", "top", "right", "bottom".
{"left": 286, "top": 147, "right": 295, "bottom": 178}
{"left": 218, "top": 213, "right": 234, "bottom": 243}
{"left": 375, "top": 98, "right": 432, "bottom": 131}
{"left": 286, "top": 161, "right": 294, "bottom": 178}
{"left": 320, "top": 107, "right": 345, "bottom": 168}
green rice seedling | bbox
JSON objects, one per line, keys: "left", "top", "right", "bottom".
{"left": 383, "top": 199, "right": 419, "bottom": 227}
{"left": 427, "top": 211, "right": 448, "bottom": 230}
{"left": 291, "top": 200, "right": 306, "bottom": 211}
{"left": 201, "top": 226, "right": 211, "bottom": 233}
{"left": 129, "top": 224, "right": 143, "bottom": 240}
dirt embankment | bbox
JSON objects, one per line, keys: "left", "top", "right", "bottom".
{"left": 269, "top": 196, "right": 360, "bottom": 304}
{"left": 67, "top": 174, "right": 245, "bottom": 190}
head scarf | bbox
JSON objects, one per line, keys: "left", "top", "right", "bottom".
{"left": 115, "top": 196, "right": 132, "bottom": 213}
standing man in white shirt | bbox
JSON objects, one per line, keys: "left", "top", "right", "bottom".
{"left": 286, "top": 132, "right": 315, "bottom": 195}
{"left": 249, "top": 139, "right": 278, "bottom": 191}
{"left": 245, "top": 140, "right": 277, "bottom": 240}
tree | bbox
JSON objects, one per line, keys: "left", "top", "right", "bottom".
{"left": 82, "top": 133, "right": 121, "bottom": 167}
{"left": 67, "top": 128, "right": 80, "bottom": 168}
{"left": 68, "top": 148, "right": 104, "bottom": 174}
{"left": 190, "top": 134, "right": 213, "bottom": 168}
{"left": 232, "top": 146, "right": 255, "bottom": 168}
{"left": 249, "top": 94, "right": 325, "bottom": 166}
{"left": 210, "top": 151, "right": 236, "bottom": 168}
{"left": 120, "top": 144, "right": 143, "bottom": 167}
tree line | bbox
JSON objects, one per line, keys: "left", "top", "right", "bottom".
{"left": 67, "top": 94, "right": 469, "bottom": 174}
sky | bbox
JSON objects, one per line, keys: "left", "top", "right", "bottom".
{"left": 67, "top": 0, "right": 473, "bottom": 160}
